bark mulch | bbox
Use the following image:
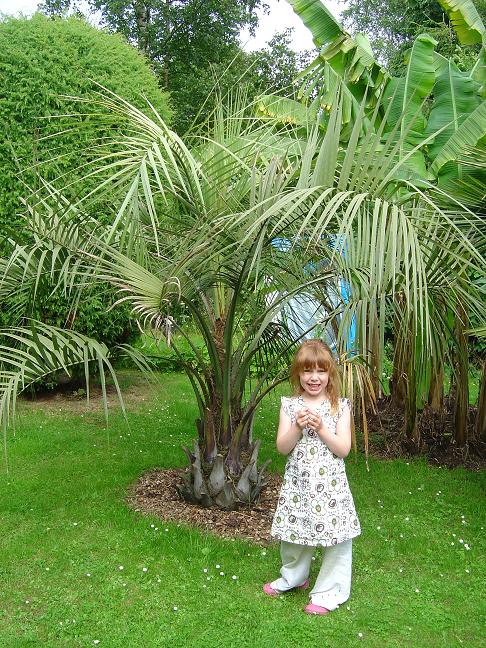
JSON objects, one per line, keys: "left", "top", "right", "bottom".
{"left": 127, "top": 468, "right": 282, "bottom": 546}
{"left": 364, "top": 396, "right": 486, "bottom": 472}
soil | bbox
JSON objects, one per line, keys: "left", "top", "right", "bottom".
{"left": 364, "top": 396, "right": 486, "bottom": 472}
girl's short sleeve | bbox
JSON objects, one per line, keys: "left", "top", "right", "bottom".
{"left": 280, "top": 397, "right": 295, "bottom": 423}
{"left": 338, "top": 397, "right": 351, "bottom": 417}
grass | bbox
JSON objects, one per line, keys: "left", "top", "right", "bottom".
{"left": 0, "top": 372, "right": 485, "bottom": 647}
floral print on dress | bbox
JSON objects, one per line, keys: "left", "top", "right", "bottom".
{"left": 270, "top": 395, "right": 361, "bottom": 547}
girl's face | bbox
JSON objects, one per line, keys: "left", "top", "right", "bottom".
{"left": 299, "top": 366, "right": 329, "bottom": 399}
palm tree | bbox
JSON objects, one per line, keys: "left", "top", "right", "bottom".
{"left": 1, "top": 86, "right": 484, "bottom": 503}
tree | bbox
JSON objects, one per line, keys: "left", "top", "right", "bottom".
{"left": 247, "top": 29, "right": 314, "bottom": 97}
{"left": 166, "top": 28, "right": 314, "bottom": 132}
{"left": 341, "top": 0, "right": 486, "bottom": 72}
{"left": 39, "top": 0, "right": 266, "bottom": 132}
{"left": 1, "top": 83, "right": 483, "bottom": 498}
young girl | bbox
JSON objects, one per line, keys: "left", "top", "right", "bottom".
{"left": 264, "top": 339, "right": 361, "bottom": 615}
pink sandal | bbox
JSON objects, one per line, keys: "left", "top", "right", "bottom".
{"left": 304, "top": 602, "right": 330, "bottom": 615}
{"left": 263, "top": 579, "right": 309, "bottom": 597}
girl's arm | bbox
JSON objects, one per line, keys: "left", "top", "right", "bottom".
{"left": 307, "top": 403, "right": 352, "bottom": 458}
{"left": 276, "top": 406, "right": 304, "bottom": 455}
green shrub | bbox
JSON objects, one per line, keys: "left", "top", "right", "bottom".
{"left": 0, "top": 13, "right": 171, "bottom": 239}
{"left": 0, "top": 280, "right": 139, "bottom": 393}
{"left": 134, "top": 332, "right": 209, "bottom": 373}
{"left": 0, "top": 14, "right": 172, "bottom": 388}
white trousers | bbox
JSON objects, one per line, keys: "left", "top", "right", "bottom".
{"left": 270, "top": 539, "right": 352, "bottom": 610}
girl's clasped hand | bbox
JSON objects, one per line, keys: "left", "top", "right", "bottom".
{"left": 296, "top": 407, "right": 323, "bottom": 433}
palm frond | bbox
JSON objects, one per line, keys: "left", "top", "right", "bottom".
{"left": 0, "top": 323, "right": 123, "bottom": 468}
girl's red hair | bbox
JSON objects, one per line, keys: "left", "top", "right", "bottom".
{"left": 290, "top": 339, "right": 340, "bottom": 413}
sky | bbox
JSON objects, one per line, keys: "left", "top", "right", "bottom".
{"left": 0, "top": 0, "right": 345, "bottom": 52}
{"left": 241, "top": 0, "right": 344, "bottom": 52}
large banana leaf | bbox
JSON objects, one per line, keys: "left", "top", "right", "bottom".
{"left": 433, "top": 142, "right": 486, "bottom": 207}
{"left": 382, "top": 34, "right": 437, "bottom": 176}
{"left": 288, "top": 0, "right": 388, "bottom": 114}
{"left": 297, "top": 61, "right": 373, "bottom": 134}
{"left": 256, "top": 78, "right": 372, "bottom": 140}
{"left": 347, "top": 34, "right": 378, "bottom": 84}
{"left": 438, "top": 0, "right": 486, "bottom": 44}
{"left": 431, "top": 101, "right": 486, "bottom": 175}
{"left": 286, "top": 0, "right": 380, "bottom": 85}
{"left": 255, "top": 95, "right": 319, "bottom": 126}
{"left": 471, "top": 47, "right": 486, "bottom": 98}
{"left": 426, "top": 59, "right": 481, "bottom": 162}
{"left": 286, "top": 0, "right": 343, "bottom": 48}
{"left": 384, "top": 34, "right": 437, "bottom": 143}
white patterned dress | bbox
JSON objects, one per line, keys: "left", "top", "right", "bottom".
{"left": 271, "top": 396, "right": 361, "bottom": 547}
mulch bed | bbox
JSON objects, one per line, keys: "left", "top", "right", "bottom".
{"left": 127, "top": 468, "right": 282, "bottom": 546}
{"left": 364, "top": 396, "right": 486, "bottom": 472}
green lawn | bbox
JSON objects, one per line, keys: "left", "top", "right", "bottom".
{"left": 0, "top": 373, "right": 484, "bottom": 647}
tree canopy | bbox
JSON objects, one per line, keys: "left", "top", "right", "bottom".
{"left": 341, "top": 0, "right": 486, "bottom": 72}
{"left": 40, "top": 0, "right": 263, "bottom": 58}
{"left": 39, "top": 0, "right": 269, "bottom": 132}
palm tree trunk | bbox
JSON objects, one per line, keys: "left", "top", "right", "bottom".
{"left": 475, "top": 360, "right": 486, "bottom": 441}
{"left": 428, "top": 361, "right": 444, "bottom": 411}
{"left": 200, "top": 406, "right": 217, "bottom": 464}
{"left": 404, "top": 343, "right": 419, "bottom": 445}
{"left": 391, "top": 334, "right": 407, "bottom": 409}
{"left": 395, "top": 315, "right": 419, "bottom": 446}
{"left": 454, "top": 305, "right": 469, "bottom": 445}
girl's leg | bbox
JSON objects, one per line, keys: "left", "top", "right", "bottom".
{"left": 309, "top": 539, "right": 352, "bottom": 610}
{"left": 270, "top": 541, "right": 314, "bottom": 592}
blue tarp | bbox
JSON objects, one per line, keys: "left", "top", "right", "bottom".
{"left": 271, "top": 236, "right": 355, "bottom": 350}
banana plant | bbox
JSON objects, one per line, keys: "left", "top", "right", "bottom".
{"left": 287, "top": 0, "right": 388, "bottom": 109}
{"left": 278, "top": 1, "right": 485, "bottom": 179}
{"left": 438, "top": 0, "right": 486, "bottom": 44}
{"left": 426, "top": 56, "right": 482, "bottom": 164}
{"left": 382, "top": 33, "right": 438, "bottom": 178}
